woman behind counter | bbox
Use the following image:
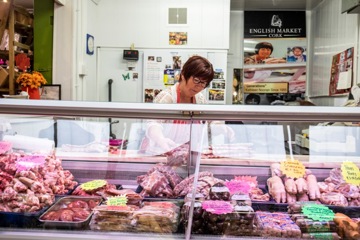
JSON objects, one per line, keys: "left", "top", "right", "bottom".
{"left": 144, "top": 55, "right": 234, "bottom": 154}
{"left": 154, "top": 55, "right": 214, "bottom": 104}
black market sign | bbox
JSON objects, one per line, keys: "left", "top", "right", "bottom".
{"left": 244, "top": 82, "right": 288, "bottom": 94}
{"left": 244, "top": 11, "right": 306, "bottom": 39}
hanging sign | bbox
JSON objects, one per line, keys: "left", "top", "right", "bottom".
{"left": 244, "top": 11, "right": 306, "bottom": 39}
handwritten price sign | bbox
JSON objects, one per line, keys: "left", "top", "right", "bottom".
{"left": 202, "top": 200, "right": 233, "bottom": 215}
{"left": 302, "top": 204, "right": 335, "bottom": 222}
{"left": 280, "top": 159, "right": 305, "bottom": 179}
{"left": 80, "top": 179, "right": 107, "bottom": 191}
{"left": 225, "top": 180, "right": 251, "bottom": 194}
{"left": 106, "top": 195, "right": 128, "bottom": 206}
{"left": 341, "top": 161, "right": 360, "bottom": 186}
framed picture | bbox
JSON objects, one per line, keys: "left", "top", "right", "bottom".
{"left": 40, "top": 84, "right": 61, "bottom": 100}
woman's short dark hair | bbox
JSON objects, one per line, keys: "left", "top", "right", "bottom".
{"left": 255, "top": 42, "right": 273, "bottom": 54}
{"left": 181, "top": 56, "right": 214, "bottom": 87}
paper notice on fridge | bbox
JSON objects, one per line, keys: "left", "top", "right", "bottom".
{"left": 337, "top": 71, "right": 352, "bottom": 90}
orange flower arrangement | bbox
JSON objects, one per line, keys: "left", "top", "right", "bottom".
{"left": 16, "top": 71, "right": 47, "bottom": 89}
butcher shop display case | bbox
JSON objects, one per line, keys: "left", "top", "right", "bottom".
{"left": 0, "top": 99, "right": 360, "bottom": 240}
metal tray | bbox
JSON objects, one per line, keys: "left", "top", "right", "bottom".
{"left": 39, "top": 196, "right": 102, "bottom": 229}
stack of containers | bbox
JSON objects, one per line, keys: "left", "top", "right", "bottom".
{"left": 179, "top": 182, "right": 259, "bottom": 236}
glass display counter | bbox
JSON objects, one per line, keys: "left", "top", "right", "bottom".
{"left": 0, "top": 99, "right": 359, "bottom": 240}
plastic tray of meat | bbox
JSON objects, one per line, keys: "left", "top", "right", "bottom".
{"left": 39, "top": 196, "right": 102, "bottom": 229}
{"left": 255, "top": 211, "right": 302, "bottom": 238}
{"left": 0, "top": 206, "right": 50, "bottom": 228}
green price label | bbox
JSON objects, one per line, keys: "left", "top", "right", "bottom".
{"left": 302, "top": 204, "right": 335, "bottom": 222}
{"left": 80, "top": 179, "right": 107, "bottom": 191}
{"left": 106, "top": 195, "right": 128, "bottom": 206}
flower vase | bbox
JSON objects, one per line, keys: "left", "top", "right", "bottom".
{"left": 22, "top": 87, "right": 40, "bottom": 99}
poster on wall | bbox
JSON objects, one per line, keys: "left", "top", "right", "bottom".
{"left": 243, "top": 67, "right": 306, "bottom": 94}
{"left": 328, "top": 47, "right": 354, "bottom": 96}
{"left": 142, "top": 50, "right": 227, "bottom": 104}
{"left": 244, "top": 11, "right": 306, "bottom": 66}
{"left": 145, "top": 55, "right": 162, "bottom": 83}
{"left": 207, "top": 68, "right": 226, "bottom": 103}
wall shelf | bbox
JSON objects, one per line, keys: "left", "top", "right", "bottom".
{"left": 244, "top": 62, "right": 306, "bottom": 70}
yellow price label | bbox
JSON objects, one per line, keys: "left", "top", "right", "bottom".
{"left": 80, "top": 179, "right": 107, "bottom": 191}
{"left": 280, "top": 159, "right": 306, "bottom": 179}
{"left": 106, "top": 195, "right": 128, "bottom": 206}
{"left": 341, "top": 161, "right": 360, "bottom": 186}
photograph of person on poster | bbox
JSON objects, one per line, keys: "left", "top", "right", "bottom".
{"left": 287, "top": 46, "right": 306, "bottom": 63}
{"left": 244, "top": 42, "right": 286, "bottom": 65}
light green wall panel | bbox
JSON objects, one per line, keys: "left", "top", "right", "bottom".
{"left": 34, "top": 0, "right": 53, "bottom": 84}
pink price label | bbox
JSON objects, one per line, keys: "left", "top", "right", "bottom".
{"left": 0, "top": 141, "right": 12, "bottom": 154}
{"left": 225, "top": 180, "right": 251, "bottom": 194}
{"left": 202, "top": 200, "right": 233, "bottom": 215}
{"left": 16, "top": 155, "right": 46, "bottom": 172}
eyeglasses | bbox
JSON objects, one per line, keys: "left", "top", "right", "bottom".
{"left": 192, "top": 77, "right": 208, "bottom": 87}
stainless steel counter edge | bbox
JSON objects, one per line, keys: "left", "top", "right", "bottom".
{"left": 0, "top": 230, "right": 185, "bottom": 240}
{"left": 0, "top": 230, "right": 268, "bottom": 240}
{"left": 1, "top": 99, "right": 359, "bottom": 122}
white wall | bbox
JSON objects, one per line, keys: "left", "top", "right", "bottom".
{"left": 309, "top": 0, "right": 358, "bottom": 106}
{"left": 53, "top": 1, "right": 75, "bottom": 101}
{"left": 95, "top": 0, "right": 230, "bottom": 49}
{"left": 53, "top": 0, "right": 230, "bottom": 101}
